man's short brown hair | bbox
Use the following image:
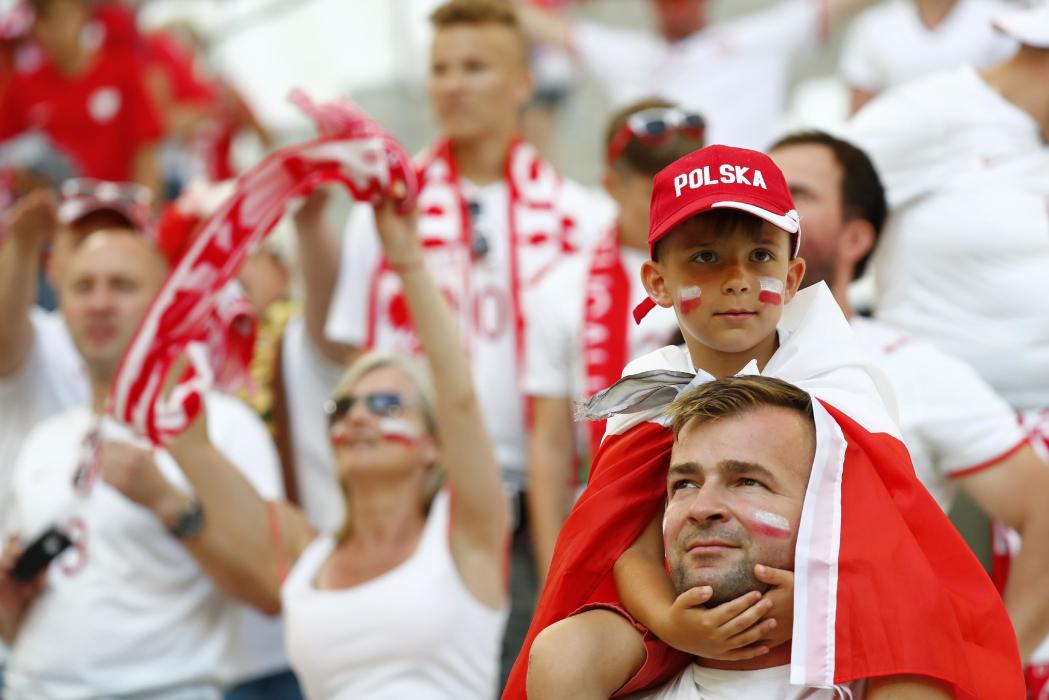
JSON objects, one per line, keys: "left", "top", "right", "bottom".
{"left": 429, "top": 0, "right": 528, "bottom": 64}
{"left": 665, "top": 375, "right": 814, "bottom": 438}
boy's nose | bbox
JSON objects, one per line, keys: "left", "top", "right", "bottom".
{"left": 721, "top": 265, "right": 750, "bottom": 295}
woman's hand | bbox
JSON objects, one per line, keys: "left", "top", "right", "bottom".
{"left": 372, "top": 200, "right": 423, "bottom": 271}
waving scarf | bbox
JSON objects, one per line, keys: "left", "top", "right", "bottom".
{"left": 109, "top": 90, "right": 419, "bottom": 445}
{"left": 503, "top": 284, "right": 1023, "bottom": 699}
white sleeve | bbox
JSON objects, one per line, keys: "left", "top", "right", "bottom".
{"left": 205, "top": 393, "right": 283, "bottom": 500}
{"left": 324, "top": 205, "right": 382, "bottom": 346}
{"left": 725, "top": 0, "right": 822, "bottom": 57}
{"left": 522, "top": 268, "right": 576, "bottom": 399}
{"left": 905, "top": 347, "right": 1026, "bottom": 478}
{"left": 571, "top": 21, "right": 662, "bottom": 101}
{"left": 838, "top": 8, "right": 884, "bottom": 92}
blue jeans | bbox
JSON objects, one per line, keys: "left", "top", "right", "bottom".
{"left": 224, "top": 670, "right": 303, "bottom": 700}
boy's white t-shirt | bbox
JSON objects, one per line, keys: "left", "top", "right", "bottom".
{"left": 624, "top": 663, "right": 865, "bottom": 699}
{"left": 2, "top": 393, "right": 280, "bottom": 698}
{"left": 325, "top": 181, "right": 611, "bottom": 494}
{"left": 843, "top": 66, "right": 1049, "bottom": 410}
{"left": 839, "top": 0, "right": 1016, "bottom": 93}
{"left": 523, "top": 246, "right": 679, "bottom": 403}
{"left": 852, "top": 317, "right": 1026, "bottom": 511}
{"left": 572, "top": 0, "right": 821, "bottom": 149}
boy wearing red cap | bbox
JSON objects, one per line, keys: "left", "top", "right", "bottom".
{"left": 503, "top": 145, "right": 1023, "bottom": 699}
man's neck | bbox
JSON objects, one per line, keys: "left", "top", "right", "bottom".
{"left": 451, "top": 129, "right": 517, "bottom": 186}
{"left": 982, "top": 48, "right": 1049, "bottom": 143}
{"left": 90, "top": 374, "right": 111, "bottom": 415}
{"left": 686, "top": 331, "right": 779, "bottom": 379}
{"left": 699, "top": 642, "right": 792, "bottom": 671}
{"left": 830, "top": 281, "right": 853, "bottom": 321}
{"left": 915, "top": 0, "right": 957, "bottom": 30}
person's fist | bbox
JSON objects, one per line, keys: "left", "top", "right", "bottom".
{"left": 5, "top": 189, "right": 57, "bottom": 250}
{"left": 98, "top": 439, "right": 174, "bottom": 511}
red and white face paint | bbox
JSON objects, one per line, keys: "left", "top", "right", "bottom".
{"left": 678, "top": 285, "right": 703, "bottom": 314}
{"left": 748, "top": 509, "right": 792, "bottom": 538}
{"left": 378, "top": 417, "right": 422, "bottom": 446}
{"left": 758, "top": 277, "right": 784, "bottom": 306}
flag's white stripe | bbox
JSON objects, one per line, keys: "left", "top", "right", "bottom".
{"left": 792, "top": 400, "right": 846, "bottom": 687}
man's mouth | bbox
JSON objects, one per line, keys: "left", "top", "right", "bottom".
{"left": 686, "top": 539, "right": 740, "bottom": 554}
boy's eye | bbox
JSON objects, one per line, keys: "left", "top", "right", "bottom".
{"left": 692, "top": 251, "right": 717, "bottom": 264}
{"left": 750, "top": 249, "right": 774, "bottom": 263}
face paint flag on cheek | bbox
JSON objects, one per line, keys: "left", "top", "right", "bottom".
{"left": 758, "top": 276, "right": 785, "bottom": 305}
{"left": 678, "top": 285, "right": 703, "bottom": 314}
{"left": 378, "top": 417, "right": 422, "bottom": 446}
{"left": 750, "top": 509, "right": 792, "bottom": 538}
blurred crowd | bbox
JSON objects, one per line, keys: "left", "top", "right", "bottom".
{"left": 0, "top": 0, "right": 1047, "bottom": 699}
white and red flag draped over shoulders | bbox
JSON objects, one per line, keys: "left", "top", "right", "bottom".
{"left": 503, "top": 283, "right": 1024, "bottom": 699}
{"left": 107, "top": 90, "right": 419, "bottom": 446}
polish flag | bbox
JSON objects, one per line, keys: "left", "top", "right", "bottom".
{"left": 503, "top": 284, "right": 1023, "bottom": 699}
{"left": 678, "top": 285, "right": 702, "bottom": 314}
{"left": 758, "top": 276, "right": 784, "bottom": 305}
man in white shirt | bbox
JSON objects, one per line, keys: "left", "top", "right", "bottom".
{"left": 840, "top": 0, "right": 1017, "bottom": 114}
{"left": 523, "top": 99, "right": 694, "bottom": 585}
{"left": 0, "top": 227, "right": 282, "bottom": 699}
{"left": 517, "top": 0, "right": 876, "bottom": 149}
{"left": 321, "top": 0, "right": 611, "bottom": 680}
{"left": 769, "top": 130, "right": 1049, "bottom": 673}
{"left": 625, "top": 375, "right": 949, "bottom": 699}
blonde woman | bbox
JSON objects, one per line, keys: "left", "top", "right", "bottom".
{"left": 163, "top": 200, "right": 510, "bottom": 699}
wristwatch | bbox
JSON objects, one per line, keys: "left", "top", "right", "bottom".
{"left": 168, "top": 499, "right": 205, "bottom": 540}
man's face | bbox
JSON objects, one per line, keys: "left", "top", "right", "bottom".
{"left": 651, "top": 0, "right": 706, "bottom": 41}
{"left": 428, "top": 23, "right": 532, "bottom": 141}
{"left": 59, "top": 230, "right": 168, "bottom": 380}
{"left": 32, "top": 0, "right": 88, "bottom": 60}
{"left": 771, "top": 144, "right": 846, "bottom": 290}
{"left": 663, "top": 406, "right": 815, "bottom": 605}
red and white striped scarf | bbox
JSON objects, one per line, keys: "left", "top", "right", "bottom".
{"left": 109, "top": 91, "right": 419, "bottom": 445}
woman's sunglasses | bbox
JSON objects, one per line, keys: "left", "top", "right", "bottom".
{"left": 606, "top": 108, "right": 706, "bottom": 164}
{"left": 324, "top": 391, "right": 404, "bottom": 426}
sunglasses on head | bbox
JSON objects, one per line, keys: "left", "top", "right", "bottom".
{"left": 606, "top": 108, "right": 706, "bottom": 165}
{"left": 324, "top": 391, "right": 405, "bottom": 426}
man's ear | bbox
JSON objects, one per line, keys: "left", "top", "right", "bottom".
{"left": 641, "top": 259, "right": 674, "bottom": 309}
{"left": 840, "top": 219, "right": 876, "bottom": 274}
{"left": 782, "top": 255, "right": 806, "bottom": 304}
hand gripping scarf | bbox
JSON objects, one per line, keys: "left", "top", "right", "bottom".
{"left": 108, "top": 90, "right": 419, "bottom": 446}
{"left": 503, "top": 284, "right": 1023, "bottom": 699}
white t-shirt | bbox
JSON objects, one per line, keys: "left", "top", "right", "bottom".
{"left": 843, "top": 66, "right": 1049, "bottom": 410}
{"left": 0, "top": 307, "right": 87, "bottom": 513}
{"left": 852, "top": 317, "right": 1025, "bottom": 511}
{"left": 282, "top": 491, "right": 507, "bottom": 700}
{"left": 325, "top": 181, "right": 611, "bottom": 493}
{"left": 523, "top": 247, "right": 679, "bottom": 402}
{"left": 572, "top": 1, "right": 822, "bottom": 149}
{"left": 281, "top": 315, "right": 347, "bottom": 534}
{"left": 624, "top": 663, "right": 865, "bottom": 699}
{"left": 840, "top": 0, "right": 1016, "bottom": 94}
{"left": 2, "top": 393, "right": 279, "bottom": 699}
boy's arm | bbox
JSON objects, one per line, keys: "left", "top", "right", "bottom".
{"left": 867, "top": 675, "right": 952, "bottom": 699}
{"left": 614, "top": 514, "right": 678, "bottom": 632}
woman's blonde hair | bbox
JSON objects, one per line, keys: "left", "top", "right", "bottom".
{"left": 331, "top": 352, "right": 444, "bottom": 543}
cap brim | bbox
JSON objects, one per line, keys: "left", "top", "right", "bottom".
{"left": 57, "top": 199, "right": 140, "bottom": 231}
{"left": 650, "top": 193, "right": 801, "bottom": 255}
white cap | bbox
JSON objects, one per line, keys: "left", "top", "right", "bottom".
{"left": 993, "top": 1, "right": 1049, "bottom": 49}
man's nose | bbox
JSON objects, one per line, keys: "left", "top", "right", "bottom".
{"left": 686, "top": 484, "right": 730, "bottom": 523}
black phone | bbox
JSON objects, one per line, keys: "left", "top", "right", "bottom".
{"left": 10, "top": 526, "right": 72, "bottom": 582}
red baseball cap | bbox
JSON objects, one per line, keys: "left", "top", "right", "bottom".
{"left": 647, "top": 144, "right": 800, "bottom": 257}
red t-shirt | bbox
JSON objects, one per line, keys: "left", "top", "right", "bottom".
{"left": 0, "top": 44, "right": 164, "bottom": 182}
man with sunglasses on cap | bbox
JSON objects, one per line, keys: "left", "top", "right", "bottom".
{"left": 517, "top": 0, "right": 875, "bottom": 150}
{"left": 524, "top": 99, "right": 702, "bottom": 586}
{"left": 319, "top": 0, "right": 611, "bottom": 681}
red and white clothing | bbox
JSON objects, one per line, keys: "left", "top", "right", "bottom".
{"left": 852, "top": 317, "right": 1026, "bottom": 511}
{"left": 571, "top": 1, "right": 824, "bottom": 149}
{"left": 325, "top": 141, "right": 611, "bottom": 494}
{"left": 844, "top": 66, "right": 1049, "bottom": 412}
{"left": 1, "top": 393, "right": 277, "bottom": 699}
{"left": 624, "top": 663, "right": 864, "bottom": 699}
{"left": 840, "top": 0, "right": 1016, "bottom": 95}
{"left": 282, "top": 491, "right": 508, "bottom": 700}
{"left": 0, "top": 36, "right": 163, "bottom": 182}
{"left": 523, "top": 237, "right": 678, "bottom": 454}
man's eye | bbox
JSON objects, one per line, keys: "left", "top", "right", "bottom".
{"left": 671, "top": 479, "right": 697, "bottom": 492}
{"left": 738, "top": 477, "right": 763, "bottom": 488}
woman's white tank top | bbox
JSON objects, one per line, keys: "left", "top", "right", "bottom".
{"left": 282, "top": 491, "right": 508, "bottom": 700}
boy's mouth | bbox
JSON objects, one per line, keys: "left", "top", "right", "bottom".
{"left": 714, "top": 309, "right": 757, "bottom": 322}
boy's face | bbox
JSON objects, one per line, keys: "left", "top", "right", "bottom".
{"left": 641, "top": 217, "right": 805, "bottom": 356}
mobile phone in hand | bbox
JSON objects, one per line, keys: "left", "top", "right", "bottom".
{"left": 10, "top": 527, "right": 72, "bottom": 582}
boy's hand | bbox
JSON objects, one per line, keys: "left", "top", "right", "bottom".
{"left": 656, "top": 585, "right": 776, "bottom": 660}
{"left": 754, "top": 564, "right": 794, "bottom": 648}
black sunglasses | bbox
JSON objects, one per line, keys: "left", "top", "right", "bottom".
{"left": 324, "top": 392, "right": 405, "bottom": 426}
